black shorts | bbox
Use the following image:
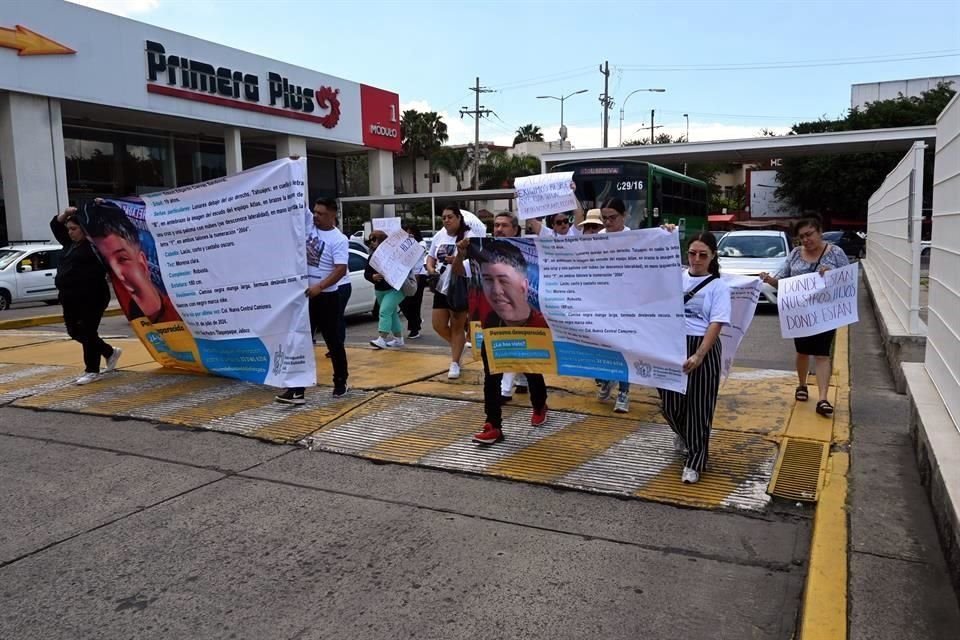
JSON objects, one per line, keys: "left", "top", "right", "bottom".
{"left": 432, "top": 292, "right": 450, "bottom": 310}
{"left": 794, "top": 330, "right": 836, "bottom": 357}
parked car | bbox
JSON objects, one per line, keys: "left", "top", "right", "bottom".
{"left": 344, "top": 248, "right": 376, "bottom": 318}
{"left": 823, "top": 230, "right": 865, "bottom": 260}
{"left": 711, "top": 230, "right": 728, "bottom": 244}
{"left": 716, "top": 230, "right": 792, "bottom": 304}
{"left": 0, "top": 242, "right": 63, "bottom": 311}
{"left": 349, "top": 239, "right": 369, "bottom": 255}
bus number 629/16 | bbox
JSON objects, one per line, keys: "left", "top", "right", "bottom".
{"left": 616, "top": 180, "right": 644, "bottom": 191}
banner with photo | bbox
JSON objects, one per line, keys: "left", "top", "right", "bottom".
{"left": 467, "top": 229, "right": 689, "bottom": 393}
{"left": 90, "top": 158, "right": 316, "bottom": 388}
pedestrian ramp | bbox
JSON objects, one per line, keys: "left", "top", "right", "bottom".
{"left": 0, "top": 345, "right": 807, "bottom": 513}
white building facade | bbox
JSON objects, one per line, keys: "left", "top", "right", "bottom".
{"left": 0, "top": 0, "right": 400, "bottom": 243}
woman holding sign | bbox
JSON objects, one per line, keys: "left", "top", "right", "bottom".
{"left": 426, "top": 205, "right": 476, "bottom": 379}
{"left": 365, "top": 231, "right": 406, "bottom": 349}
{"left": 759, "top": 217, "right": 849, "bottom": 417}
{"left": 658, "top": 230, "right": 731, "bottom": 485}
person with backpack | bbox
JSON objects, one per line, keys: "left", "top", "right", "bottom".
{"left": 657, "top": 231, "right": 731, "bottom": 485}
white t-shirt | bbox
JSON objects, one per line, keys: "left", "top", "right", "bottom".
{"left": 682, "top": 271, "right": 731, "bottom": 336}
{"left": 413, "top": 239, "right": 428, "bottom": 275}
{"left": 538, "top": 225, "right": 580, "bottom": 238}
{"left": 429, "top": 228, "right": 476, "bottom": 277}
{"left": 305, "top": 226, "right": 349, "bottom": 292}
{"left": 599, "top": 225, "right": 631, "bottom": 234}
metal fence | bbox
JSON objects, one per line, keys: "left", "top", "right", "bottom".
{"left": 865, "top": 140, "right": 926, "bottom": 335}
{"left": 926, "top": 94, "right": 960, "bottom": 429}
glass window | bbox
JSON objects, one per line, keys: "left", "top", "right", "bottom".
{"left": 174, "top": 138, "right": 226, "bottom": 186}
{"left": 308, "top": 155, "right": 338, "bottom": 203}
{"left": 64, "top": 136, "right": 116, "bottom": 193}
{"left": 0, "top": 249, "right": 25, "bottom": 270}
{"left": 124, "top": 139, "right": 169, "bottom": 193}
{"left": 348, "top": 252, "right": 367, "bottom": 273}
{"left": 19, "top": 250, "right": 55, "bottom": 271}
{"left": 717, "top": 235, "right": 788, "bottom": 258}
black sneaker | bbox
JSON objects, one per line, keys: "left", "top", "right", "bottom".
{"left": 275, "top": 389, "right": 305, "bottom": 405}
{"left": 332, "top": 386, "right": 349, "bottom": 398}
{"left": 408, "top": 330, "right": 421, "bottom": 340}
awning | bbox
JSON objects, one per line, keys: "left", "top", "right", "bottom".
{"left": 708, "top": 214, "right": 736, "bottom": 223}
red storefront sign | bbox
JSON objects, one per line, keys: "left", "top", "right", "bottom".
{"left": 360, "top": 84, "right": 401, "bottom": 153}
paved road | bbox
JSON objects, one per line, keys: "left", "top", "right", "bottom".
{"left": 1, "top": 302, "right": 810, "bottom": 639}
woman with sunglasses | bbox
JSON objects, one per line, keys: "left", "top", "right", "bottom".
{"left": 658, "top": 230, "right": 731, "bottom": 484}
{"left": 364, "top": 230, "right": 405, "bottom": 349}
{"left": 426, "top": 204, "right": 477, "bottom": 379}
{"left": 759, "top": 216, "right": 849, "bottom": 417}
{"left": 528, "top": 212, "right": 580, "bottom": 237}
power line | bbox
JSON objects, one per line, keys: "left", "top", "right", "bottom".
{"left": 487, "top": 66, "right": 596, "bottom": 92}
{"left": 615, "top": 51, "right": 959, "bottom": 72}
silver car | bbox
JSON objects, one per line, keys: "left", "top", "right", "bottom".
{"left": 716, "top": 230, "right": 791, "bottom": 304}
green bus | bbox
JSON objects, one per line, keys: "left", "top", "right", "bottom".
{"left": 550, "top": 160, "right": 708, "bottom": 242}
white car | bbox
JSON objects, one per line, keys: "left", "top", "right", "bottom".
{"left": 344, "top": 248, "right": 376, "bottom": 317}
{"left": 0, "top": 242, "right": 64, "bottom": 311}
{"left": 716, "top": 230, "right": 791, "bottom": 304}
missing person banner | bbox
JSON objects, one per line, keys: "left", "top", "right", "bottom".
{"left": 778, "top": 263, "right": 859, "bottom": 338}
{"left": 720, "top": 274, "right": 762, "bottom": 380}
{"left": 90, "top": 158, "right": 316, "bottom": 388}
{"left": 513, "top": 172, "right": 577, "bottom": 221}
{"left": 467, "top": 229, "right": 689, "bottom": 393}
{"left": 369, "top": 230, "right": 425, "bottom": 290}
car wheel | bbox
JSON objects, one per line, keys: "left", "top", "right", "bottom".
{"left": 0, "top": 290, "right": 10, "bottom": 311}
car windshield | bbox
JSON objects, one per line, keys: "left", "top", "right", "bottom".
{"left": 822, "top": 231, "right": 843, "bottom": 241}
{"left": 717, "top": 235, "right": 787, "bottom": 258}
{"left": 0, "top": 249, "right": 25, "bottom": 270}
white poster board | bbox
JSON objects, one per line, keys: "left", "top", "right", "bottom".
{"left": 514, "top": 172, "right": 577, "bottom": 221}
{"left": 778, "top": 263, "right": 859, "bottom": 338}
{"left": 371, "top": 217, "right": 402, "bottom": 233}
{"left": 369, "top": 230, "right": 426, "bottom": 290}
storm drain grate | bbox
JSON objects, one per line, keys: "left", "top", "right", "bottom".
{"left": 767, "top": 437, "right": 829, "bottom": 502}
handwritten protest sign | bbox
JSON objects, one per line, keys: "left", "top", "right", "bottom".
{"left": 778, "top": 263, "right": 859, "bottom": 338}
{"left": 369, "top": 230, "right": 426, "bottom": 290}
{"left": 372, "top": 217, "right": 402, "bottom": 233}
{"left": 720, "top": 274, "right": 762, "bottom": 379}
{"left": 514, "top": 172, "right": 577, "bottom": 221}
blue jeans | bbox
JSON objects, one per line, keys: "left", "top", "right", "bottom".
{"left": 596, "top": 378, "right": 630, "bottom": 393}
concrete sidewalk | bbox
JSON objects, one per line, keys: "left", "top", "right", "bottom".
{"left": 0, "top": 328, "right": 829, "bottom": 514}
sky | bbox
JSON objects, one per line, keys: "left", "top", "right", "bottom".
{"left": 70, "top": 0, "right": 960, "bottom": 149}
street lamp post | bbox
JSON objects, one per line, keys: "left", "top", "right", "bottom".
{"left": 683, "top": 113, "right": 690, "bottom": 175}
{"left": 619, "top": 88, "right": 666, "bottom": 145}
{"left": 537, "top": 89, "right": 588, "bottom": 148}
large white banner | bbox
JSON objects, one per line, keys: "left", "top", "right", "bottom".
{"left": 371, "top": 217, "right": 402, "bottom": 233}
{"left": 720, "top": 274, "right": 762, "bottom": 379}
{"left": 369, "top": 230, "right": 426, "bottom": 290}
{"left": 535, "top": 229, "right": 688, "bottom": 393}
{"left": 514, "top": 172, "right": 577, "bottom": 221}
{"left": 132, "top": 158, "right": 316, "bottom": 387}
{"left": 778, "top": 263, "right": 859, "bottom": 338}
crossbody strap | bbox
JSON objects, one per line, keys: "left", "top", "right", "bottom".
{"left": 684, "top": 274, "right": 718, "bottom": 304}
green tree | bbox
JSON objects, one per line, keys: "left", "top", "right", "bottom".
{"left": 433, "top": 146, "right": 471, "bottom": 191}
{"left": 479, "top": 152, "right": 541, "bottom": 188}
{"left": 513, "top": 124, "right": 544, "bottom": 145}
{"left": 775, "top": 82, "right": 955, "bottom": 218}
{"left": 400, "top": 110, "right": 449, "bottom": 193}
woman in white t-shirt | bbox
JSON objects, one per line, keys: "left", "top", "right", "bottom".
{"left": 426, "top": 204, "right": 476, "bottom": 379}
{"left": 657, "top": 230, "right": 731, "bottom": 485}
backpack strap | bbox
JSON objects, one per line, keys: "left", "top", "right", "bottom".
{"left": 684, "top": 274, "right": 718, "bottom": 304}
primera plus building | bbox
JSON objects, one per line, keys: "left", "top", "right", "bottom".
{"left": 0, "top": 0, "right": 400, "bottom": 243}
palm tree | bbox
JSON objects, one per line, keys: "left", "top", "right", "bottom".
{"left": 400, "top": 110, "right": 449, "bottom": 193}
{"left": 433, "top": 146, "right": 471, "bottom": 191}
{"left": 479, "top": 152, "right": 541, "bottom": 189}
{"left": 513, "top": 124, "right": 544, "bottom": 145}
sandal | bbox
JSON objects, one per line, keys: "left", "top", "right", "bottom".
{"left": 795, "top": 385, "right": 809, "bottom": 402}
{"left": 816, "top": 400, "right": 834, "bottom": 417}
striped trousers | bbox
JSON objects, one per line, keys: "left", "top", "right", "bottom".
{"left": 658, "top": 335, "right": 722, "bottom": 472}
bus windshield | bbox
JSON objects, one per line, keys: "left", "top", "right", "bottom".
{"left": 557, "top": 164, "right": 649, "bottom": 230}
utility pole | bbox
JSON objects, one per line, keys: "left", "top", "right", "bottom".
{"left": 650, "top": 109, "right": 655, "bottom": 144}
{"left": 460, "top": 77, "right": 494, "bottom": 190}
{"left": 599, "top": 61, "right": 611, "bottom": 148}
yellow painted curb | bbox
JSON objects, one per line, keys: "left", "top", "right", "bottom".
{"left": 0, "top": 307, "right": 125, "bottom": 330}
{"left": 800, "top": 451, "right": 849, "bottom": 640}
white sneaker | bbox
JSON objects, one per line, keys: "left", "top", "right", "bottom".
{"left": 465, "top": 341, "right": 472, "bottom": 349}
{"left": 75, "top": 372, "right": 100, "bottom": 385}
{"left": 370, "top": 336, "right": 389, "bottom": 349}
{"left": 614, "top": 391, "right": 630, "bottom": 414}
{"left": 448, "top": 362, "right": 461, "bottom": 379}
{"left": 681, "top": 467, "right": 700, "bottom": 484}
{"left": 104, "top": 347, "right": 123, "bottom": 372}
{"left": 673, "top": 434, "right": 687, "bottom": 456}
{"left": 387, "top": 337, "right": 405, "bottom": 348}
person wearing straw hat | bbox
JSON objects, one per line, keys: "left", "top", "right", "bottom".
{"left": 577, "top": 208, "right": 605, "bottom": 234}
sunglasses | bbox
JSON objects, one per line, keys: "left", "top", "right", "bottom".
{"left": 554, "top": 219, "right": 570, "bottom": 226}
